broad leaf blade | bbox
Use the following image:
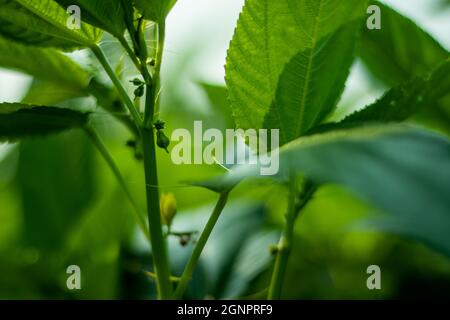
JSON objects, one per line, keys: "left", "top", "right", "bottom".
{"left": 0, "top": 0, "right": 102, "bottom": 50}
{"left": 264, "top": 22, "right": 361, "bottom": 144}
{"left": 0, "top": 35, "right": 90, "bottom": 90}
{"left": 22, "top": 81, "right": 86, "bottom": 105}
{"left": 17, "top": 131, "right": 95, "bottom": 251}
{"left": 341, "top": 59, "right": 450, "bottom": 125}
{"left": 204, "top": 126, "right": 450, "bottom": 256}
{"left": 360, "top": 1, "right": 449, "bottom": 86}
{"left": 134, "top": 0, "right": 177, "bottom": 22}
{"left": 54, "top": 0, "right": 126, "bottom": 37}
{"left": 0, "top": 103, "right": 88, "bottom": 141}
{"left": 225, "top": 0, "right": 368, "bottom": 132}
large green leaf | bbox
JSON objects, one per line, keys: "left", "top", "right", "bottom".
{"left": 359, "top": 2, "right": 450, "bottom": 136}
{"left": 0, "top": 103, "right": 88, "bottom": 141}
{"left": 22, "top": 81, "right": 87, "bottom": 105}
{"left": 134, "top": 0, "right": 177, "bottom": 22}
{"left": 17, "top": 130, "right": 95, "bottom": 251}
{"left": 0, "top": 0, "right": 101, "bottom": 50}
{"left": 340, "top": 59, "right": 450, "bottom": 125}
{"left": 0, "top": 35, "right": 89, "bottom": 91}
{"left": 264, "top": 22, "right": 361, "bottom": 144}
{"left": 225, "top": 0, "right": 368, "bottom": 133}
{"left": 198, "top": 83, "right": 235, "bottom": 130}
{"left": 54, "top": 0, "right": 126, "bottom": 37}
{"left": 360, "top": 1, "right": 449, "bottom": 86}
{"left": 203, "top": 126, "right": 450, "bottom": 256}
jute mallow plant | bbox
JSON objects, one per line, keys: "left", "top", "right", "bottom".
{"left": 0, "top": 0, "right": 449, "bottom": 299}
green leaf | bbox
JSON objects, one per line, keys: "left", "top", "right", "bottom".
{"left": 198, "top": 83, "right": 235, "bottom": 129}
{"left": 225, "top": 0, "right": 368, "bottom": 133}
{"left": 341, "top": 59, "right": 450, "bottom": 125}
{"left": 17, "top": 130, "right": 95, "bottom": 251}
{"left": 53, "top": 0, "right": 126, "bottom": 37}
{"left": 203, "top": 126, "right": 450, "bottom": 256}
{"left": 0, "top": 103, "right": 89, "bottom": 141}
{"left": 264, "top": 22, "right": 361, "bottom": 144}
{"left": 0, "top": 35, "right": 90, "bottom": 91}
{"left": 22, "top": 81, "right": 86, "bottom": 105}
{"left": 0, "top": 0, "right": 102, "bottom": 50}
{"left": 134, "top": 0, "right": 177, "bottom": 22}
{"left": 360, "top": 1, "right": 449, "bottom": 86}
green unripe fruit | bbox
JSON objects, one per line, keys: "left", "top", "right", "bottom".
{"left": 134, "top": 85, "right": 145, "bottom": 98}
{"left": 130, "top": 78, "right": 144, "bottom": 86}
{"left": 156, "top": 130, "right": 170, "bottom": 153}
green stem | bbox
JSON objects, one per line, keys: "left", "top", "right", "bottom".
{"left": 141, "top": 127, "right": 173, "bottom": 299}
{"left": 132, "top": 19, "right": 172, "bottom": 299}
{"left": 267, "top": 179, "right": 317, "bottom": 300}
{"left": 173, "top": 191, "right": 230, "bottom": 299}
{"left": 144, "top": 21, "right": 165, "bottom": 127}
{"left": 91, "top": 45, "right": 142, "bottom": 127}
{"left": 84, "top": 126, "right": 150, "bottom": 242}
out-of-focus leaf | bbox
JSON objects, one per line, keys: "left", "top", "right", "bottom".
{"left": 0, "top": 0, "right": 101, "bottom": 50}
{"left": 17, "top": 130, "right": 95, "bottom": 251}
{"left": 162, "top": 201, "right": 274, "bottom": 299}
{"left": 65, "top": 187, "right": 133, "bottom": 299}
{"left": 264, "top": 22, "right": 361, "bottom": 144}
{"left": 360, "top": 1, "right": 449, "bottom": 86}
{"left": 198, "top": 83, "right": 235, "bottom": 130}
{"left": 341, "top": 59, "right": 450, "bottom": 125}
{"left": 225, "top": 0, "right": 368, "bottom": 133}
{"left": 22, "top": 81, "right": 86, "bottom": 105}
{"left": 0, "top": 35, "right": 89, "bottom": 92}
{"left": 134, "top": 0, "right": 177, "bottom": 22}
{"left": 202, "top": 126, "right": 450, "bottom": 256}
{"left": 0, "top": 103, "right": 88, "bottom": 142}
{"left": 221, "top": 229, "right": 279, "bottom": 298}
{"left": 54, "top": 0, "right": 126, "bottom": 37}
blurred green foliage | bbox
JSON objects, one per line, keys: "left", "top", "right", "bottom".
{"left": 0, "top": 0, "right": 449, "bottom": 299}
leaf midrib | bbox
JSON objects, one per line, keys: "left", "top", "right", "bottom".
{"left": 295, "top": 0, "right": 325, "bottom": 138}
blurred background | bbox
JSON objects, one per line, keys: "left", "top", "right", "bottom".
{"left": 0, "top": 0, "right": 449, "bottom": 299}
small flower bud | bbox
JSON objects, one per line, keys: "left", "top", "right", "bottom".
{"left": 156, "top": 130, "right": 170, "bottom": 153}
{"left": 130, "top": 78, "right": 144, "bottom": 86}
{"left": 134, "top": 85, "right": 145, "bottom": 98}
{"left": 160, "top": 193, "right": 177, "bottom": 226}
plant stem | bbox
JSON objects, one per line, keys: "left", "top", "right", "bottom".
{"left": 173, "top": 191, "right": 230, "bottom": 299}
{"left": 267, "top": 179, "right": 317, "bottom": 300}
{"left": 136, "top": 21, "right": 173, "bottom": 299}
{"left": 91, "top": 45, "right": 142, "bottom": 127}
{"left": 84, "top": 126, "right": 150, "bottom": 242}
{"left": 144, "top": 21, "right": 165, "bottom": 127}
{"left": 141, "top": 127, "right": 173, "bottom": 299}
{"left": 118, "top": 35, "right": 144, "bottom": 73}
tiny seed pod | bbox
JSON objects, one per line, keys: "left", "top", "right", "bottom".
{"left": 134, "top": 85, "right": 145, "bottom": 98}
{"left": 160, "top": 193, "right": 177, "bottom": 226}
{"left": 156, "top": 130, "right": 170, "bottom": 153}
{"left": 130, "top": 78, "right": 144, "bottom": 86}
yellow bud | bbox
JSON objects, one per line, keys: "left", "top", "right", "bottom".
{"left": 160, "top": 193, "right": 177, "bottom": 226}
